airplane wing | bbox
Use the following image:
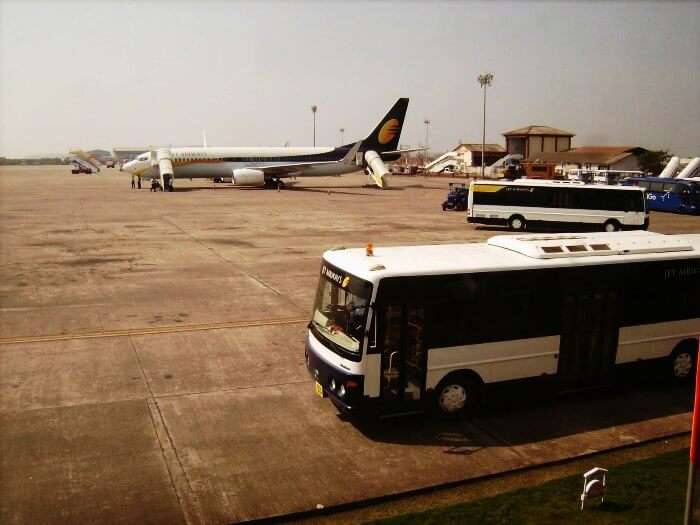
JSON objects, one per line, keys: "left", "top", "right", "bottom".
{"left": 381, "top": 147, "right": 426, "bottom": 155}
{"left": 251, "top": 162, "right": 338, "bottom": 177}
{"left": 253, "top": 141, "right": 362, "bottom": 177}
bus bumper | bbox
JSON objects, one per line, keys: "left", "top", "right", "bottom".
{"left": 305, "top": 335, "right": 364, "bottom": 414}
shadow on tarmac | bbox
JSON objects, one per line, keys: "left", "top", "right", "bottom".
{"left": 159, "top": 183, "right": 391, "bottom": 195}
{"left": 285, "top": 186, "right": 389, "bottom": 197}
{"left": 139, "top": 180, "right": 415, "bottom": 195}
{"left": 351, "top": 369, "right": 693, "bottom": 451}
{"left": 475, "top": 223, "right": 620, "bottom": 234}
{"left": 166, "top": 185, "right": 266, "bottom": 192}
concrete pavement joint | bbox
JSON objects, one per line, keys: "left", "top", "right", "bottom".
{"left": 129, "top": 335, "right": 199, "bottom": 525}
{"left": 160, "top": 216, "right": 285, "bottom": 296}
{"left": 160, "top": 216, "right": 245, "bottom": 266}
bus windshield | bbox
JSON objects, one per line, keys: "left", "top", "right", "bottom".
{"left": 310, "top": 264, "right": 372, "bottom": 355}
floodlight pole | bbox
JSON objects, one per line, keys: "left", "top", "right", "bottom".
{"left": 424, "top": 119, "right": 430, "bottom": 166}
{"left": 478, "top": 73, "right": 494, "bottom": 177}
{"left": 684, "top": 339, "right": 700, "bottom": 525}
{"left": 311, "top": 105, "right": 318, "bottom": 147}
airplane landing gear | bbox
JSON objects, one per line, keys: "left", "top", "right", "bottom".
{"left": 265, "top": 178, "right": 285, "bottom": 190}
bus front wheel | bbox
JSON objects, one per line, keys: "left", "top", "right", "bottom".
{"left": 670, "top": 341, "right": 697, "bottom": 381}
{"left": 434, "top": 374, "right": 480, "bottom": 418}
{"left": 508, "top": 215, "right": 526, "bottom": 231}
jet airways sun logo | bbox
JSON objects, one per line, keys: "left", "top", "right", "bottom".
{"left": 378, "top": 119, "right": 400, "bottom": 144}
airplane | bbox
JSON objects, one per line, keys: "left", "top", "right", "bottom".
{"left": 121, "top": 98, "right": 416, "bottom": 191}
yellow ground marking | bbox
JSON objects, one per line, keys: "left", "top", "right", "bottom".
{"left": 0, "top": 316, "right": 308, "bottom": 345}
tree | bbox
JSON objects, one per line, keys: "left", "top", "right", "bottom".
{"left": 637, "top": 149, "right": 672, "bottom": 176}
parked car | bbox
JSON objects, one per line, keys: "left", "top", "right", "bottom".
{"left": 442, "top": 183, "right": 469, "bottom": 211}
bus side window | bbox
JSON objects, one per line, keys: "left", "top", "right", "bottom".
{"left": 382, "top": 305, "right": 402, "bottom": 352}
{"left": 627, "top": 192, "right": 644, "bottom": 212}
{"left": 368, "top": 308, "right": 377, "bottom": 350}
{"left": 426, "top": 300, "right": 466, "bottom": 348}
{"left": 380, "top": 305, "right": 404, "bottom": 399}
{"left": 570, "top": 188, "right": 593, "bottom": 210}
{"left": 554, "top": 188, "right": 570, "bottom": 209}
{"left": 533, "top": 187, "right": 555, "bottom": 208}
{"left": 649, "top": 182, "right": 664, "bottom": 192}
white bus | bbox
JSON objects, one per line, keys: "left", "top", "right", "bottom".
{"left": 467, "top": 180, "right": 648, "bottom": 232}
{"left": 567, "top": 169, "right": 644, "bottom": 185}
{"left": 305, "top": 231, "right": 700, "bottom": 417}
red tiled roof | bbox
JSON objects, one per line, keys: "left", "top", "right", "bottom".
{"left": 453, "top": 143, "right": 506, "bottom": 153}
{"left": 503, "top": 125, "right": 575, "bottom": 137}
{"left": 531, "top": 146, "right": 648, "bottom": 165}
{"left": 570, "top": 146, "right": 638, "bottom": 155}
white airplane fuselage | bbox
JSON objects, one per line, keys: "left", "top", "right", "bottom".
{"left": 120, "top": 98, "right": 411, "bottom": 189}
{"left": 123, "top": 146, "right": 360, "bottom": 180}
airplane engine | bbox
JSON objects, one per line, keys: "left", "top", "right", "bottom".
{"left": 232, "top": 168, "right": 266, "bottom": 187}
{"left": 364, "top": 150, "right": 390, "bottom": 189}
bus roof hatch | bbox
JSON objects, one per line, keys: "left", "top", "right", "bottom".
{"left": 487, "top": 231, "right": 693, "bottom": 259}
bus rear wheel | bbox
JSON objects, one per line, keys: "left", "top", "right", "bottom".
{"left": 508, "top": 215, "right": 526, "bottom": 231}
{"left": 603, "top": 220, "right": 621, "bottom": 232}
{"left": 434, "top": 374, "right": 480, "bottom": 418}
{"left": 670, "top": 341, "right": 697, "bottom": 381}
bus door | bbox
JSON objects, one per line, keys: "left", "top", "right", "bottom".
{"left": 679, "top": 184, "right": 699, "bottom": 212}
{"left": 379, "top": 304, "right": 425, "bottom": 404}
{"left": 558, "top": 290, "right": 620, "bottom": 388}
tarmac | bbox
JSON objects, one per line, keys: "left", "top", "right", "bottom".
{"left": 0, "top": 166, "right": 698, "bottom": 524}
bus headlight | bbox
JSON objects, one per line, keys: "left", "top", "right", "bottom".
{"left": 338, "top": 385, "right": 346, "bottom": 397}
{"left": 330, "top": 379, "right": 337, "bottom": 392}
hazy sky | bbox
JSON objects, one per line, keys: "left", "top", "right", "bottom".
{"left": 1, "top": 0, "right": 699, "bottom": 157}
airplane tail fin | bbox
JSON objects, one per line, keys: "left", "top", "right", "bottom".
{"left": 361, "top": 98, "right": 409, "bottom": 153}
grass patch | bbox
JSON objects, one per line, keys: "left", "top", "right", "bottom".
{"left": 370, "top": 448, "right": 699, "bottom": 525}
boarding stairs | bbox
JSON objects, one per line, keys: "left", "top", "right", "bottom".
{"left": 71, "top": 157, "right": 99, "bottom": 173}
{"left": 425, "top": 152, "right": 463, "bottom": 173}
